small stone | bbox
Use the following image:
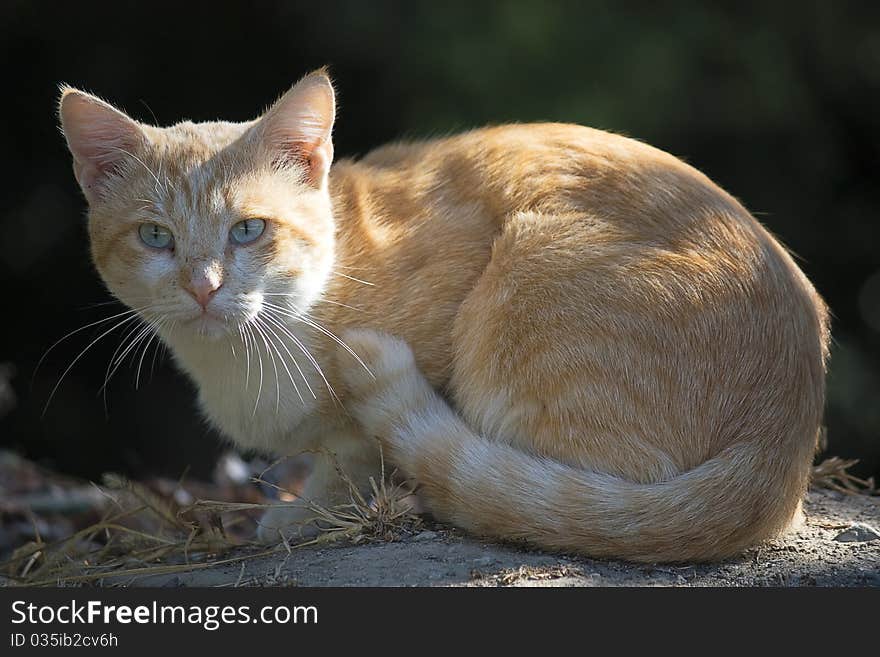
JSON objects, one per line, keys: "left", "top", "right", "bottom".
{"left": 833, "top": 523, "right": 880, "bottom": 543}
{"left": 413, "top": 531, "right": 438, "bottom": 541}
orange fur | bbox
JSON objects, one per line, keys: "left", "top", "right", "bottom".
{"left": 59, "top": 71, "right": 829, "bottom": 561}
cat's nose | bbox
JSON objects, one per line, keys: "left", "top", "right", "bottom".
{"left": 184, "top": 274, "right": 223, "bottom": 310}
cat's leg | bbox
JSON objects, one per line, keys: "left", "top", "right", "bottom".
{"left": 335, "top": 327, "right": 664, "bottom": 485}
{"left": 335, "top": 328, "right": 465, "bottom": 471}
{"left": 257, "top": 430, "right": 380, "bottom": 543}
{"left": 336, "top": 328, "right": 515, "bottom": 532}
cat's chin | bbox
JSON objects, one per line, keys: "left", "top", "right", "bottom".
{"left": 186, "top": 314, "right": 231, "bottom": 339}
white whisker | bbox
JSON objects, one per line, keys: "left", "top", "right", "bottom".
{"left": 135, "top": 317, "right": 165, "bottom": 390}
{"left": 238, "top": 325, "right": 252, "bottom": 389}
{"left": 261, "top": 309, "right": 336, "bottom": 404}
{"left": 262, "top": 301, "right": 374, "bottom": 379}
{"left": 226, "top": 329, "right": 237, "bottom": 360}
{"left": 100, "top": 317, "right": 158, "bottom": 400}
{"left": 259, "top": 314, "right": 316, "bottom": 400}
{"left": 251, "top": 319, "right": 281, "bottom": 413}
{"left": 108, "top": 146, "right": 165, "bottom": 196}
{"left": 256, "top": 316, "right": 306, "bottom": 405}
{"left": 245, "top": 322, "right": 264, "bottom": 417}
{"left": 332, "top": 271, "right": 375, "bottom": 287}
{"left": 41, "top": 311, "right": 146, "bottom": 416}
{"left": 149, "top": 320, "right": 173, "bottom": 382}
{"left": 262, "top": 292, "right": 364, "bottom": 313}
{"left": 34, "top": 306, "right": 147, "bottom": 383}
{"left": 100, "top": 320, "right": 148, "bottom": 409}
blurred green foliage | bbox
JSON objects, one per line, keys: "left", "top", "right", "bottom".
{"left": 0, "top": 1, "right": 877, "bottom": 478}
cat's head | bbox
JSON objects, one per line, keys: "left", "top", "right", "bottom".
{"left": 59, "top": 70, "right": 337, "bottom": 339}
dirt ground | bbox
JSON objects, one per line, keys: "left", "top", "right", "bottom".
{"left": 84, "top": 487, "right": 878, "bottom": 587}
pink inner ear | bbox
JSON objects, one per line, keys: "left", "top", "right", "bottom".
{"left": 265, "top": 137, "right": 316, "bottom": 169}
{"left": 60, "top": 91, "right": 145, "bottom": 201}
{"left": 265, "top": 137, "right": 334, "bottom": 188}
{"left": 260, "top": 73, "right": 335, "bottom": 187}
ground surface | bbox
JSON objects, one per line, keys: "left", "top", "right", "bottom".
{"left": 91, "top": 488, "right": 879, "bottom": 587}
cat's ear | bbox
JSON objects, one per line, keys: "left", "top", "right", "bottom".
{"left": 58, "top": 87, "right": 148, "bottom": 204}
{"left": 258, "top": 69, "right": 335, "bottom": 189}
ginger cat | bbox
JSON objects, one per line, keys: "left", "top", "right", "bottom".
{"left": 59, "top": 70, "right": 829, "bottom": 562}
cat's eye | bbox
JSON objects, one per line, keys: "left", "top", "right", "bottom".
{"left": 230, "top": 218, "right": 266, "bottom": 245}
{"left": 138, "top": 223, "right": 174, "bottom": 249}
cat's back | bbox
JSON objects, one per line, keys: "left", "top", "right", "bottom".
{"left": 335, "top": 122, "right": 827, "bottom": 376}
{"left": 355, "top": 122, "right": 664, "bottom": 185}
{"left": 336, "top": 123, "right": 821, "bottom": 312}
{"left": 358, "top": 122, "right": 653, "bottom": 170}
{"left": 346, "top": 122, "right": 746, "bottom": 229}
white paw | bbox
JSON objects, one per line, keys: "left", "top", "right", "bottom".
{"left": 337, "top": 328, "right": 416, "bottom": 393}
{"left": 256, "top": 504, "right": 321, "bottom": 544}
{"left": 336, "top": 329, "right": 430, "bottom": 438}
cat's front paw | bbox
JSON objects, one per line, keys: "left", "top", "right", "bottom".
{"left": 336, "top": 328, "right": 432, "bottom": 438}
{"left": 338, "top": 328, "right": 416, "bottom": 392}
{"left": 256, "top": 504, "right": 321, "bottom": 544}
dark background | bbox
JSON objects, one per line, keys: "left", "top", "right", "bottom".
{"left": 1, "top": 1, "right": 878, "bottom": 482}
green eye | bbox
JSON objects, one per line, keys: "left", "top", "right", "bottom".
{"left": 230, "top": 218, "right": 266, "bottom": 245}
{"left": 138, "top": 223, "right": 173, "bottom": 249}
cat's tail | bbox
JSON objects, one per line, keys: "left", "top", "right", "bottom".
{"left": 341, "top": 330, "right": 816, "bottom": 563}
{"left": 389, "top": 428, "right": 812, "bottom": 563}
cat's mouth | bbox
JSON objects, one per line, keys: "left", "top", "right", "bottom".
{"left": 185, "top": 310, "right": 232, "bottom": 338}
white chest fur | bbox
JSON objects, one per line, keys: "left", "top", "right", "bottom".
{"left": 162, "top": 322, "right": 329, "bottom": 455}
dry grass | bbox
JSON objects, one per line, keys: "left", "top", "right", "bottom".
{"left": 1, "top": 446, "right": 421, "bottom": 587}
{"left": 282, "top": 450, "right": 424, "bottom": 544}
{"left": 811, "top": 456, "right": 878, "bottom": 498}
{"left": 192, "top": 448, "right": 423, "bottom": 547}
{"left": 471, "top": 564, "right": 583, "bottom": 586}
{"left": 2, "top": 450, "right": 874, "bottom": 586}
{"left": 2, "top": 474, "right": 252, "bottom": 586}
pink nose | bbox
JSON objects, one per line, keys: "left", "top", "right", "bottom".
{"left": 184, "top": 278, "right": 222, "bottom": 310}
